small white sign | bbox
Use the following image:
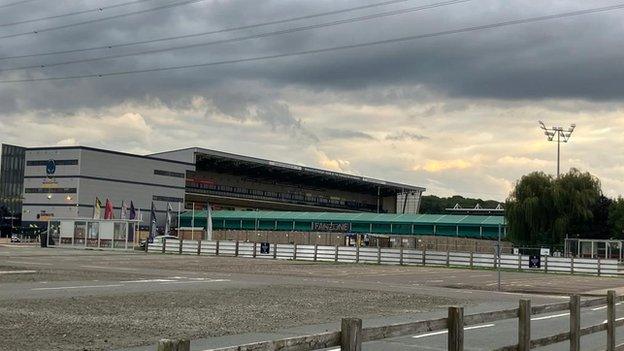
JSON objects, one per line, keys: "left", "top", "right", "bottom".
{"left": 540, "top": 248, "right": 551, "bottom": 256}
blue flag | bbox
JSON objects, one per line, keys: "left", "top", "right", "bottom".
{"left": 129, "top": 201, "right": 136, "bottom": 220}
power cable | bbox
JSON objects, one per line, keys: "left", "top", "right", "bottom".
{"left": 0, "top": 0, "right": 471, "bottom": 72}
{"left": 0, "top": 0, "right": 416, "bottom": 60}
{"left": 2, "top": 2, "right": 624, "bottom": 83}
{"left": 0, "top": 0, "right": 158, "bottom": 28}
{"left": 0, "top": 0, "right": 39, "bottom": 9}
{"left": 0, "top": 0, "right": 210, "bottom": 40}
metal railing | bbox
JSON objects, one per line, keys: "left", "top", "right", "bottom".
{"left": 148, "top": 239, "right": 624, "bottom": 276}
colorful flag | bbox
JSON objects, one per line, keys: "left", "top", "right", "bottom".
{"left": 206, "top": 201, "right": 213, "bottom": 241}
{"left": 148, "top": 202, "right": 157, "bottom": 241}
{"left": 120, "top": 201, "right": 128, "bottom": 220}
{"left": 164, "top": 203, "right": 173, "bottom": 235}
{"left": 93, "top": 197, "right": 102, "bottom": 219}
{"left": 104, "top": 199, "right": 114, "bottom": 220}
{"left": 129, "top": 201, "right": 136, "bottom": 220}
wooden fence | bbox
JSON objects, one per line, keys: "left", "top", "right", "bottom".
{"left": 153, "top": 291, "right": 624, "bottom": 351}
{"left": 147, "top": 239, "right": 623, "bottom": 276}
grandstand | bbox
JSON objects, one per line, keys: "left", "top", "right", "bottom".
{"left": 151, "top": 147, "right": 425, "bottom": 214}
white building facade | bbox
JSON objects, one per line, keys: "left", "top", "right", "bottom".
{"left": 22, "top": 146, "right": 194, "bottom": 225}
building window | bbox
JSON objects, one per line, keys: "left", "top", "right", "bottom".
{"left": 26, "top": 159, "right": 78, "bottom": 166}
{"left": 153, "top": 195, "right": 183, "bottom": 203}
{"left": 154, "top": 169, "right": 185, "bottom": 178}
{"left": 25, "top": 187, "right": 77, "bottom": 194}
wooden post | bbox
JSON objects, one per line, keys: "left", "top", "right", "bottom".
{"left": 570, "top": 294, "right": 580, "bottom": 351}
{"left": 162, "top": 237, "right": 166, "bottom": 254}
{"left": 293, "top": 243, "right": 298, "bottom": 260}
{"left": 446, "top": 250, "right": 450, "bottom": 267}
{"left": 400, "top": 247, "right": 404, "bottom": 265}
{"left": 422, "top": 246, "right": 426, "bottom": 266}
{"left": 517, "top": 254, "right": 522, "bottom": 270}
{"left": 157, "top": 339, "right": 173, "bottom": 351}
{"left": 447, "top": 306, "right": 464, "bottom": 351}
{"left": 314, "top": 244, "right": 318, "bottom": 262}
{"left": 518, "top": 299, "right": 531, "bottom": 351}
{"left": 177, "top": 339, "right": 191, "bottom": 351}
{"left": 544, "top": 255, "right": 548, "bottom": 273}
{"left": 178, "top": 238, "right": 183, "bottom": 254}
{"left": 608, "top": 290, "right": 616, "bottom": 351}
{"left": 340, "top": 318, "right": 362, "bottom": 351}
{"left": 197, "top": 240, "right": 201, "bottom": 255}
{"left": 235, "top": 240, "right": 239, "bottom": 256}
{"left": 335, "top": 245, "right": 339, "bottom": 262}
{"left": 355, "top": 244, "right": 360, "bottom": 263}
{"left": 164, "top": 339, "right": 190, "bottom": 351}
{"left": 273, "top": 243, "right": 278, "bottom": 259}
{"left": 215, "top": 240, "right": 220, "bottom": 255}
{"left": 253, "top": 242, "right": 257, "bottom": 258}
{"left": 469, "top": 252, "right": 474, "bottom": 269}
{"left": 571, "top": 257, "right": 575, "bottom": 274}
{"left": 377, "top": 246, "right": 382, "bottom": 264}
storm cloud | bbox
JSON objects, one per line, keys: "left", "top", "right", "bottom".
{"left": 1, "top": 0, "right": 624, "bottom": 199}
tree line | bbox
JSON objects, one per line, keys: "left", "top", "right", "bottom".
{"left": 506, "top": 168, "right": 624, "bottom": 246}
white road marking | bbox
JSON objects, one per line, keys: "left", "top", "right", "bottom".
{"left": 80, "top": 265, "right": 137, "bottom": 271}
{"left": 5, "top": 260, "right": 52, "bottom": 266}
{"left": 159, "top": 279, "right": 230, "bottom": 285}
{"left": 120, "top": 279, "right": 177, "bottom": 283}
{"left": 531, "top": 313, "right": 569, "bottom": 321}
{"left": 411, "top": 324, "right": 496, "bottom": 339}
{"left": 602, "top": 317, "right": 624, "bottom": 323}
{"left": 592, "top": 302, "right": 622, "bottom": 311}
{"left": 31, "top": 284, "right": 124, "bottom": 291}
{"left": 0, "top": 270, "right": 36, "bottom": 274}
{"left": 428, "top": 280, "right": 444, "bottom": 283}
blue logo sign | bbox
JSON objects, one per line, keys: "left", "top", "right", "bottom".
{"left": 46, "top": 160, "right": 56, "bottom": 176}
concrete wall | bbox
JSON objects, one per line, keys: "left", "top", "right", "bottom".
{"left": 212, "top": 230, "right": 511, "bottom": 254}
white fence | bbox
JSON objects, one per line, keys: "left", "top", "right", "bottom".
{"left": 148, "top": 239, "right": 623, "bottom": 276}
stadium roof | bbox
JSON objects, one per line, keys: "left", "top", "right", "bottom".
{"left": 150, "top": 147, "right": 425, "bottom": 194}
{"left": 182, "top": 210, "right": 505, "bottom": 226}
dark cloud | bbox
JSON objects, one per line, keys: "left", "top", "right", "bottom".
{"left": 322, "top": 128, "right": 375, "bottom": 140}
{"left": 386, "top": 131, "right": 429, "bottom": 141}
{"left": 0, "top": 0, "right": 623, "bottom": 117}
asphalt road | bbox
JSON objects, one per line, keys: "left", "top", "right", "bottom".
{"left": 3, "top": 244, "right": 624, "bottom": 350}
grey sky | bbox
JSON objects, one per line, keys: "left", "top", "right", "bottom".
{"left": 1, "top": 0, "right": 624, "bottom": 199}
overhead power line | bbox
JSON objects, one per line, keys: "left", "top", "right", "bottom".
{"left": 2, "top": 2, "right": 624, "bottom": 84}
{"left": 0, "top": 0, "right": 210, "bottom": 40}
{"left": 0, "top": 0, "right": 158, "bottom": 28}
{"left": 0, "top": 0, "right": 417, "bottom": 61}
{"left": 0, "top": 0, "right": 472, "bottom": 72}
{"left": 0, "top": 0, "right": 39, "bottom": 9}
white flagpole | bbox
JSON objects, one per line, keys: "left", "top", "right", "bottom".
{"left": 191, "top": 202, "right": 195, "bottom": 241}
{"left": 177, "top": 202, "right": 181, "bottom": 237}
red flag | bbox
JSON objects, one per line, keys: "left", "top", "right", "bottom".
{"left": 104, "top": 199, "right": 114, "bottom": 220}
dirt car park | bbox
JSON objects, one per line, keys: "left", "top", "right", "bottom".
{"left": 2, "top": 244, "right": 624, "bottom": 350}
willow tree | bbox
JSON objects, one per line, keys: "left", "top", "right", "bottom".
{"left": 505, "top": 169, "right": 601, "bottom": 245}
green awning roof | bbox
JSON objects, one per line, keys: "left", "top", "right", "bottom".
{"left": 181, "top": 210, "right": 505, "bottom": 226}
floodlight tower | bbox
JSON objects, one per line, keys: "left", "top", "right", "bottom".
{"left": 538, "top": 121, "right": 576, "bottom": 178}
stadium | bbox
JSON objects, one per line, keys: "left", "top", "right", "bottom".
{"left": 0, "top": 143, "right": 425, "bottom": 230}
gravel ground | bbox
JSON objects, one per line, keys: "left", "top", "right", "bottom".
{"left": 0, "top": 285, "right": 464, "bottom": 351}
{"left": 0, "top": 265, "right": 142, "bottom": 283}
